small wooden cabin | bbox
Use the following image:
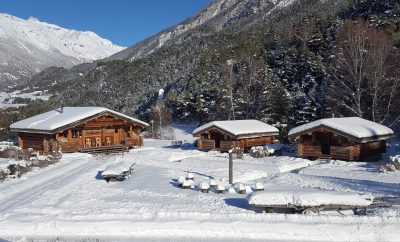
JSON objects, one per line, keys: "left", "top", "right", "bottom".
{"left": 193, "top": 120, "right": 279, "bottom": 152}
{"left": 10, "top": 107, "right": 149, "bottom": 154}
{"left": 288, "top": 117, "right": 393, "bottom": 161}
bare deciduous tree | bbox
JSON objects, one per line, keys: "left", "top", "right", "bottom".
{"left": 329, "top": 19, "right": 400, "bottom": 128}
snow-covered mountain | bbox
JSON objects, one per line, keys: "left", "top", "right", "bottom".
{"left": 0, "top": 13, "right": 124, "bottom": 87}
{"left": 110, "top": 0, "right": 297, "bottom": 60}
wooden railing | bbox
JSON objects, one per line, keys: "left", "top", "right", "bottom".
{"left": 60, "top": 141, "right": 80, "bottom": 153}
{"left": 220, "top": 140, "right": 235, "bottom": 152}
{"left": 330, "top": 146, "right": 351, "bottom": 160}
{"left": 297, "top": 144, "right": 321, "bottom": 157}
{"left": 198, "top": 139, "right": 215, "bottom": 151}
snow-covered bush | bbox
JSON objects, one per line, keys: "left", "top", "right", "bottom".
{"left": 0, "top": 147, "right": 62, "bottom": 181}
{"left": 250, "top": 144, "right": 287, "bottom": 158}
{"left": 380, "top": 155, "right": 400, "bottom": 173}
{"left": 249, "top": 146, "right": 269, "bottom": 158}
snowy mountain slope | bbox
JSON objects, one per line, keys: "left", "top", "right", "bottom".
{"left": 0, "top": 13, "right": 124, "bottom": 87}
{"left": 109, "top": 0, "right": 297, "bottom": 60}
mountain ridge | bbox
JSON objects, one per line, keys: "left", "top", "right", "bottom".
{"left": 0, "top": 13, "right": 124, "bottom": 88}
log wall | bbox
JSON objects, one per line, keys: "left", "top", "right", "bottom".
{"left": 197, "top": 134, "right": 275, "bottom": 152}
{"left": 17, "top": 114, "right": 146, "bottom": 154}
{"left": 198, "top": 138, "right": 216, "bottom": 151}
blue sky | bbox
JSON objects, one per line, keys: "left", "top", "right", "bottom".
{"left": 0, "top": 0, "right": 212, "bottom": 47}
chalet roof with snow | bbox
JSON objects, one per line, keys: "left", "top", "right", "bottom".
{"left": 288, "top": 117, "right": 394, "bottom": 143}
{"left": 10, "top": 107, "right": 149, "bottom": 134}
{"left": 193, "top": 120, "right": 279, "bottom": 139}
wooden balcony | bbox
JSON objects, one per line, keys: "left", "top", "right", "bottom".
{"left": 297, "top": 144, "right": 322, "bottom": 158}
{"left": 198, "top": 139, "right": 215, "bottom": 151}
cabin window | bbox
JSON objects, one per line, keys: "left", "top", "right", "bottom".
{"left": 134, "top": 127, "right": 140, "bottom": 135}
{"left": 72, "top": 130, "right": 78, "bottom": 138}
{"left": 115, "top": 128, "right": 119, "bottom": 133}
{"left": 63, "top": 131, "right": 68, "bottom": 138}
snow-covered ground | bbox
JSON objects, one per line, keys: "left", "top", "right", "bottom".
{"left": 0, "top": 132, "right": 399, "bottom": 241}
{"left": 0, "top": 91, "right": 50, "bottom": 109}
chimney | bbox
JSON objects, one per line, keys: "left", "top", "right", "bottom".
{"left": 60, "top": 101, "right": 64, "bottom": 113}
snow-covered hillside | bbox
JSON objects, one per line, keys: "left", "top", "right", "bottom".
{"left": 0, "top": 13, "right": 124, "bottom": 87}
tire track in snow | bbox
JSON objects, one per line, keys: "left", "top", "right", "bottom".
{"left": 0, "top": 154, "right": 102, "bottom": 212}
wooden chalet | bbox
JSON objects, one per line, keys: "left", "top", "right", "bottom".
{"left": 288, "top": 117, "right": 394, "bottom": 161}
{"left": 193, "top": 120, "right": 279, "bottom": 152}
{"left": 10, "top": 106, "right": 149, "bottom": 154}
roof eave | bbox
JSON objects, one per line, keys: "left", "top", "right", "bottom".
{"left": 288, "top": 124, "right": 393, "bottom": 143}
{"left": 10, "top": 128, "right": 53, "bottom": 134}
{"left": 11, "top": 110, "right": 149, "bottom": 134}
{"left": 193, "top": 125, "right": 278, "bottom": 138}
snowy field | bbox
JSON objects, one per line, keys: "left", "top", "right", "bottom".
{"left": 0, "top": 91, "right": 50, "bottom": 109}
{"left": 0, "top": 128, "right": 399, "bottom": 241}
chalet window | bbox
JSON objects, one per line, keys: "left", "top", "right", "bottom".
{"left": 115, "top": 128, "right": 118, "bottom": 133}
{"left": 72, "top": 130, "right": 78, "bottom": 138}
{"left": 63, "top": 131, "right": 68, "bottom": 138}
{"left": 134, "top": 127, "right": 140, "bottom": 135}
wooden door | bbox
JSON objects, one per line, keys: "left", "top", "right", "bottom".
{"left": 316, "top": 132, "right": 331, "bottom": 155}
{"left": 210, "top": 131, "right": 225, "bottom": 148}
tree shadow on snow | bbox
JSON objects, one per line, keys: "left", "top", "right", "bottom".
{"left": 187, "top": 171, "right": 215, "bottom": 180}
{"left": 169, "top": 179, "right": 181, "bottom": 189}
{"left": 95, "top": 170, "right": 105, "bottom": 180}
{"left": 224, "top": 198, "right": 250, "bottom": 211}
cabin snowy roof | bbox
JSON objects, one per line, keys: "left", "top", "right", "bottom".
{"left": 288, "top": 117, "right": 393, "bottom": 142}
{"left": 10, "top": 107, "right": 149, "bottom": 134}
{"left": 193, "top": 120, "right": 279, "bottom": 139}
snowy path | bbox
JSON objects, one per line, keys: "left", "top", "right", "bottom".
{"left": 0, "top": 153, "right": 94, "bottom": 212}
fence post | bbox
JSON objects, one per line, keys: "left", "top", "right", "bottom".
{"left": 229, "top": 150, "right": 233, "bottom": 184}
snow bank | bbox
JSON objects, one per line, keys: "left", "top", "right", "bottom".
{"left": 247, "top": 185, "right": 373, "bottom": 207}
